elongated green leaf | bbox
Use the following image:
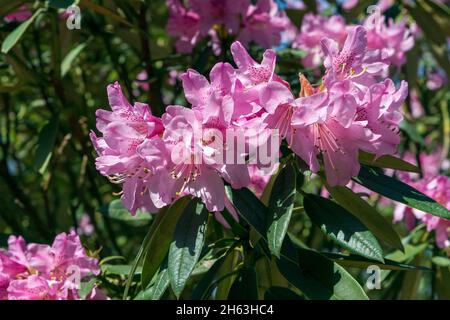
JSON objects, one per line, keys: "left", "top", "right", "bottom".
{"left": 405, "top": 1, "right": 450, "bottom": 75}
{"left": 354, "top": 166, "right": 450, "bottom": 219}
{"left": 228, "top": 267, "right": 259, "bottom": 300}
{"left": 398, "top": 254, "right": 423, "bottom": 300}
{"left": 303, "top": 194, "right": 384, "bottom": 262}
{"left": 124, "top": 198, "right": 189, "bottom": 299}
{"left": 141, "top": 197, "right": 190, "bottom": 288}
{"left": 225, "top": 186, "right": 267, "bottom": 237}
{"left": 215, "top": 249, "right": 239, "bottom": 299}
{"left": 191, "top": 255, "right": 227, "bottom": 300}
{"left": 323, "top": 252, "right": 429, "bottom": 271}
{"left": 267, "top": 162, "right": 296, "bottom": 257}
{"left": 168, "top": 201, "right": 208, "bottom": 298}
{"left": 431, "top": 256, "right": 450, "bottom": 267}
{"left": 358, "top": 151, "right": 420, "bottom": 173}
{"left": 61, "top": 42, "right": 87, "bottom": 77}
{"left": 325, "top": 184, "right": 404, "bottom": 252}
{"left": 35, "top": 117, "right": 59, "bottom": 175}
{"left": 416, "top": 0, "right": 450, "bottom": 36}
{"left": 277, "top": 247, "right": 368, "bottom": 300}
{"left": 135, "top": 266, "right": 170, "bottom": 300}
{"left": 150, "top": 267, "right": 170, "bottom": 300}
{"left": 386, "top": 243, "right": 428, "bottom": 264}
{"left": 405, "top": 2, "right": 447, "bottom": 45}
{"left": 2, "top": 9, "right": 45, "bottom": 54}
{"left": 101, "top": 264, "right": 142, "bottom": 275}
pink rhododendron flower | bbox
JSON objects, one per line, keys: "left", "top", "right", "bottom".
{"left": 248, "top": 163, "right": 279, "bottom": 196}
{"left": 90, "top": 82, "right": 167, "bottom": 214}
{"left": 189, "top": 0, "right": 249, "bottom": 35}
{"left": 166, "top": 0, "right": 201, "bottom": 53}
{"left": 264, "top": 27, "right": 407, "bottom": 186}
{"left": 293, "top": 12, "right": 414, "bottom": 71}
{"left": 135, "top": 71, "right": 150, "bottom": 91}
{"left": 165, "top": 0, "right": 289, "bottom": 53}
{"left": 4, "top": 5, "right": 32, "bottom": 23}
{"left": 0, "top": 231, "right": 104, "bottom": 300}
{"left": 238, "top": 0, "right": 291, "bottom": 49}
{"left": 409, "top": 88, "right": 424, "bottom": 118}
{"left": 394, "top": 176, "right": 450, "bottom": 250}
{"left": 292, "top": 14, "right": 348, "bottom": 68}
{"left": 427, "top": 71, "right": 447, "bottom": 91}
{"left": 290, "top": 86, "right": 379, "bottom": 186}
{"left": 77, "top": 214, "right": 94, "bottom": 236}
{"left": 364, "top": 13, "right": 415, "bottom": 70}
{"left": 342, "top": 0, "right": 359, "bottom": 10}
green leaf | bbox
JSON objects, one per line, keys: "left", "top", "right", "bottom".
{"left": 405, "top": 1, "right": 448, "bottom": 45}
{"left": 215, "top": 249, "right": 239, "bottom": 299}
{"left": 1, "top": 8, "right": 45, "bottom": 54}
{"left": 225, "top": 186, "right": 267, "bottom": 237}
{"left": 135, "top": 266, "right": 170, "bottom": 300}
{"left": 386, "top": 243, "right": 428, "bottom": 263}
{"left": 405, "top": 1, "right": 450, "bottom": 75}
{"left": 150, "top": 268, "right": 170, "bottom": 300}
{"left": 264, "top": 286, "right": 304, "bottom": 300}
{"left": 168, "top": 200, "right": 208, "bottom": 298}
{"left": 323, "top": 252, "right": 429, "bottom": 271}
{"left": 267, "top": 162, "right": 296, "bottom": 257}
{"left": 105, "top": 199, "right": 151, "bottom": 223}
{"left": 191, "top": 255, "right": 227, "bottom": 300}
{"left": 358, "top": 151, "right": 420, "bottom": 173}
{"left": 34, "top": 117, "right": 59, "bottom": 175}
{"left": 354, "top": 166, "right": 450, "bottom": 219}
{"left": 101, "top": 264, "right": 142, "bottom": 275}
{"left": 398, "top": 254, "right": 423, "bottom": 300}
{"left": 140, "top": 197, "right": 190, "bottom": 289}
{"left": 276, "top": 247, "right": 368, "bottom": 300}
{"left": 123, "top": 198, "right": 189, "bottom": 300}
{"left": 78, "top": 278, "right": 97, "bottom": 300}
{"left": 303, "top": 194, "right": 384, "bottom": 262}
{"left": 61, "top": 42, "right": 88, "bottom": 77}
{"left": 324, "top": 184, "right": 404, "bottom": 252}
{"left": 228, "top": 267, "right": 259, "bottom": 300}
{"left": 432, "top": 256, "right": 450, "bottom": 267}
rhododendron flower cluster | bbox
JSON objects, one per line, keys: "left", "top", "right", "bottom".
{"left": 0, "top": 231, "right": 103, "bottom": 300}
{"left": 394, "top": 176, "right": 450, "bottom": 250}
{"left": 166, "top": 0, "right": 290, "bottom": 54}
{"left": 392, "top": 150, "right": 450, "bottom": 251}
{"left": 91, "top": 24, "right": 408, "bottom": 216}
{"left": 292, "top": 12, "right": 414, "bottom": 71}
